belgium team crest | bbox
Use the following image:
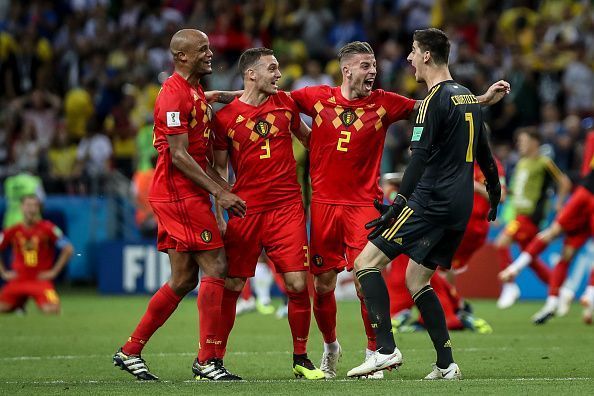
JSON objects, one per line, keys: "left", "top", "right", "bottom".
{"left": 200, "top": 230, "right": 212, "bottom": 243}
{"left": 313, "top": 254, "right": 324, "bottom": 267}
{"left": 254, "top": 119, "right": 271, "bottom": 137}
{"left": 339, "top": 109, "right": 357, "bottom": 127}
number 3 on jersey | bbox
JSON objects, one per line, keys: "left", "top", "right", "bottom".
{"left": 260, "top": 138, "right": 271, "bottom": 159}
{"left": 464, "top": 113, "right": 474, "bottom": 162}
{"left": 337, "top": 130, "right": 351, "bottom": 152}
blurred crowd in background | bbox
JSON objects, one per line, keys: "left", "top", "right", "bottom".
{"left": 0, "top": 0, "right": 593, "bottom": 208}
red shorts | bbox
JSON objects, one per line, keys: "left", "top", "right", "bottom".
{"left": 150, "top": 195, "right": 223, "bottom": 252}
{"left": 451, "top": 220, "right": 488, "bottom": 272}
{"left": 557, "top": 186, "right": 594, "bottom": 249}
{"left": 504, "top": 214, "right": 540, "bottom": 247}
{"left": 224, "top": 202, "right": 309, "bottom": 278}
{"left": 0, "top": 279, "right": 60, "bottom": 308}
{"left": 309, "top": 202, "right": 378, "bottom": 275}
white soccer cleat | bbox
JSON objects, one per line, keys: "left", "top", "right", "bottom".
{"left": 497, "top": 282, "right": 520, "bottom": 309}
{"left": 346, "top": 348, "right": 402, "bottom": 378}
{"left": 556, "top": 287, "right": 574, "bottom": 317}
{"left": 361, "top": 349, "right": 384, "bottom": 379}
{"left": 424, "top": 363, "right": 462, "bottom": 380}
{"left": 319, "top": 344, "right": 342, "bottom": 379}
{"left": 532, "top": 296, "right": 558, "bottom": 325}
{"left": 236, "top": 296, "right": 256, "bottom": 315}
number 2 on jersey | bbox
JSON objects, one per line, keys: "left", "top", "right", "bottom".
{"left": 337, "top": 131, "right": 351, "bottom": 152}
{"left": 260, "top": 139, "right": 271, "bottom": 159}
{"left": 464, "top": 113, "right": 474, "bottom": 162}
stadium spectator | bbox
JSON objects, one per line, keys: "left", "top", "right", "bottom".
{"left": 0, "top": 195, "right": 73, "bottom": 314}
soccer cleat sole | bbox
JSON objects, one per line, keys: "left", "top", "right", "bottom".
{"left": 348, "top": 362, "right": 402, "bottom": 379}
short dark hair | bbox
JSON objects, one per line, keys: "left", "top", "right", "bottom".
{"left": 238, "top": 47, "right": 274, "bottom": 75}
{"left": 413, "top": 28, "right": 450, "bottom": 65}
{"left": 517, "top": 127, "right": 541, "bottom": 143}
{"left": 337, "top": 41, "right": 374, "bottom": 64}
{"left": 20, "top": 194, "right": 40, "bottom": 204}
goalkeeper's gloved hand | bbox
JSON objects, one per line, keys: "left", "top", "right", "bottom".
{"left": 486, "top": 181, "right": 501, "bottom": 222}
{"left": 365, "top": 194, "right": 407, "bottom": 240}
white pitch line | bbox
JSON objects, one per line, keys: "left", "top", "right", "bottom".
{"left": 0, "top": 346, "right": 562, "bottom": 362}
{"left": 1, "top": 378, "right": 591, "bottom": 385}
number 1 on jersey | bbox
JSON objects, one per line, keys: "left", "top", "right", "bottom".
{"left": 464, "top": 113, "right": 474, "bottom": 162}
{"left": 260, "top": 138, "right": 271, "bottom": 159}
{"left": 337, "top": 131, "right": 351, "bottom": 152}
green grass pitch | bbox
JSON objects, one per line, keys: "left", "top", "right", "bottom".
{"left": 0, "top": 290, "right": 592, "bottom": 395}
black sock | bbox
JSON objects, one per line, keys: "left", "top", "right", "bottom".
{"left": 356, "top": 268, "right": 395, "bottom": 354}
{"left": 413, "top": 285, "right": 453, "bottom": 369}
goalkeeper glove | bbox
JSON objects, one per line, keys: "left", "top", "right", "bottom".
{"left": 365, "top": 194, "right": 407, "bottom": 240}
{"left": 486, "top": 181, "right": 501, "bottom": 222}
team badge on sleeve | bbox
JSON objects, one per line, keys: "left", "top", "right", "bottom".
{"left": 167, "top": 112, "right": 181, "bottom": 127}
{"left": 200, "top": 230, "right": 212, "bottom": 243}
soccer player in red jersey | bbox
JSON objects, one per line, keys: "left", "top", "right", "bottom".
{"left": 501, "top": 131, "right": 594, "bottom": 324}
{"left": 113, "top": 29, "right": 246, "bottom": 382}
{"left": 449, "top": 157, "right": 506, "bottom": 276}
{"left": 213, "top": 48, "right": 323, "bottom": 379}
{"left": 290, "top": 41, "right": 509, "bottom": 378}
{"left": 0, "top": 195, "right": 73, "bottom": 314}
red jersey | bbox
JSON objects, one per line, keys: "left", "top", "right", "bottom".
{"left": 149, "top": 72, "right": 215, "bottom": 202}
{"left": 214, "top": 91, "right": 302, "bottom": 213}
{"left": 291, "top": 86, "right": 415, "bottom": 205}
{"left": 470, "top": 158, "right": 506, "bottom": 223}
{"left": 0, "top": 220, "right": 63, "bottom": 280}
{"left": 581, "top": 130, "right": 594, "bottom": 177}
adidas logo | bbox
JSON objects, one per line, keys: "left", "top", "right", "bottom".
{"left": 394, "top": 237, "right": 403, "bottom": 245}
{"left": 444, "top": 339, "right": 452, "bottom": 348}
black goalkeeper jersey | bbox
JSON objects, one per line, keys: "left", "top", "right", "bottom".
{"left": 408, "top": 80, "right": 485, "bottom": 230}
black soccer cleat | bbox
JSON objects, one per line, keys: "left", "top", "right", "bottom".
{"left": 192, "top": 358, "right": 243, "bottom": 381}
{"left": 113, "top": 348, "right": 159, "bottom": 380}
{"left": 293, "top": 354, "right": 324, "bottom": 379}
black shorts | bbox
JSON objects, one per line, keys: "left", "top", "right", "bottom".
{"left": 370, "top": 206, "right": 465, "bottom": 270}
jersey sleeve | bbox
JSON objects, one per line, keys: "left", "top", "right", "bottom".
{"left": 47, "top": 222, "right": 64, "bottom": 243}
{"left": 156, "top": 87, "right": 191, "bottom": 135}
{"left": 284, "top": 93, "right": 302, "bottom": 132}
{"left": 543, "top": 157, "right": 565, "bottom": 183}
{"left": 410, "top": 87, "right": 444, "bottom": 152}
{"left": 383, "top": 91, "right": 416, "bottom": 123}
{"left": 290, "top": 87, "right": 316, "bottom": 116}
{"left": 213, "top": 113, "right": 230, "bottom": 151}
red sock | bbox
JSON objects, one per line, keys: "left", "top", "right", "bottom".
{"left": 287, "top": 288, "right": 311, "bottom": 355}
{"left": 240, "top": 280, "right": 251, "bottom": 300}
{"left": 357, "top": 292, "right": 377, "bottom": 351}
{"left": 217, "top": 288, "right": 241, "bottom": 359}
{"left": 588, "top": 268, "right": 594, "bottom": 286}
{"left": 525, "top": 238, "right": 548, "bottom": 257}
{"left": 549, "top": 259, "right": 571, "bottom": 296}
{"left": 313, "top": 289, "right": 337, "bottom": 344}
{"left": 197, "top": 277, "right": 225, "bottom": 363}
{"left": 529, "top": 258, "right": 551, "bottom": 284}
{"left": 497, "top": 246, "right": 513, "bottom": 271}
{"left": 122, "top": 283, "right": 183, "bottom": 356}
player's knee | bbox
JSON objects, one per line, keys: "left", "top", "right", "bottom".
{"left": 225, "top": 277, "right": 246, "bottom": 292}
{"left": 313, "top": 272, "right": 336, "bottom": 295}
{"left": 0, "top": 303, "right": 13, "bottom": 313}
{"left": 169, "top": 277, "right": 198, "bottom": 295}
{"left": 285, "top": 277, "right": 306, "bottom": 293}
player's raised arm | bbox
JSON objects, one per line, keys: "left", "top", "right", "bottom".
{"left": 205, "top": 90, "right": 243, "bottom": 104}
{"left": 475, "top": 123, "right": 501, "bottom": 221}
{"left": 167, "top": 133, "right": 246, "bottom": 217}
{"left": 476, "top": 80, "right": 511, "bottom": 106}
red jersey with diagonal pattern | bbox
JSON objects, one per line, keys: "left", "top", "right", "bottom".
{"left": 0, "top": 220, "right": 63, "bottom": 280}
{"left": 149, "top": 72, "right": 215, "bottom": 202}
{"left": 214, "top": 91, "right": 303, "bottom": 213}
{"left": 291, "top": 86, "right": 415, "bottom": 206}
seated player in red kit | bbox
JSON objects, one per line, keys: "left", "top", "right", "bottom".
{"left": 0, "top": 195, "right": 73, "bottom": 314}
